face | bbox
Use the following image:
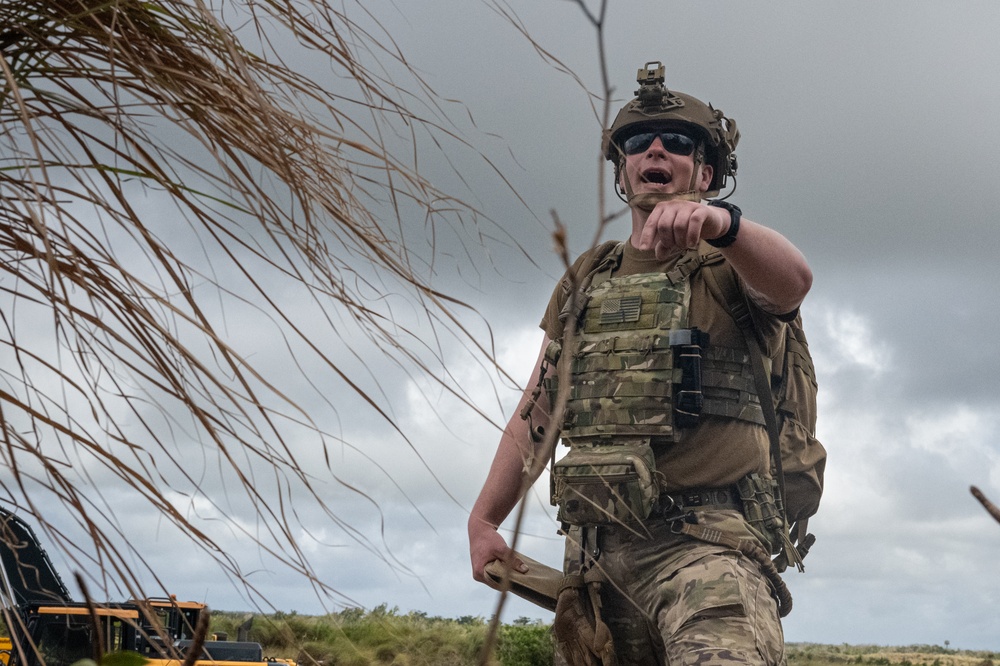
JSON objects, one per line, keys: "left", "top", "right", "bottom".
{"left": 618, "top": 128, "right": 713, "bottom": 195}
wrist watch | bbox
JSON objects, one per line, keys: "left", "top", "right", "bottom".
{"left": 706, "top": 200, "right": 742, "bottom": 248}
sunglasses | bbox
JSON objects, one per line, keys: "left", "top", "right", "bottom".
{"left": 621, "top": 131, "right": 696, "bottom": 157}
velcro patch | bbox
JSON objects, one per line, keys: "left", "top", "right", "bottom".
{"left": 600, "top": 295, "right": 642, "bottom": 325}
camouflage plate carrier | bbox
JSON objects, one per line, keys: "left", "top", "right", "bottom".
{"left": 544, "top": 248, "right": 768, "bottom": 529}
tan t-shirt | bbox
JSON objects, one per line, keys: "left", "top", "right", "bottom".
{"left": 540, "top": 240, "right": 786, "bottom": 491}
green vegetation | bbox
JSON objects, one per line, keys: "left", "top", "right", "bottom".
{"left": 785, "top": 643, "right": 999, "bottom": 666}
{"left": 213, "top": 608, "right": 999, "bottom": 666}
{"left": 7, "top": 608, "right": 997, "bottom": 666}
{"left": 211, "top": 605, "right": 553, "bottom": 666}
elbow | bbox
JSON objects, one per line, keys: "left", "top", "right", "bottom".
{"left": 797, "top": 263, "right": 814, "bottom": 302}
{"left": 762, "top": 260, "right": 813, "bottom": 316}
{"left": 782, "top": 263, "right": 813, "bottom": 314}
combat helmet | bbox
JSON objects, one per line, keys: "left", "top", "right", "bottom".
{"left": 604, "top": 61, "right": 740, "bottom": 204}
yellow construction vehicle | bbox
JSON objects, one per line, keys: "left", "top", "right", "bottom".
{"left": 0, "top": 508, "right": 294, "bottom": 666}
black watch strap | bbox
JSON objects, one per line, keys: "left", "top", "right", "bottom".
{"left": 706, "top": 200, "right": 742, "bottom": 248}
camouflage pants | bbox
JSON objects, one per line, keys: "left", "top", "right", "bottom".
{"left": 562, "top": 510, "right": 786, "bottom": 666}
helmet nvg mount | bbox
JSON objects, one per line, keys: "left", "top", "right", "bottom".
{"left": 603, "top": 61, "right": 740, "bottom": 206}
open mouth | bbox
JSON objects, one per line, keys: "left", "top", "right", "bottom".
{"left": 641, "top": 169, "right": 671, "bottom": 185}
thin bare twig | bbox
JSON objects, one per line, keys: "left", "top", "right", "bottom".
{"left": 971, "top": 486, "right": 1000, "bottom": 525}
{"left": 479, "top": 1, "right": 615, "bottom": 663}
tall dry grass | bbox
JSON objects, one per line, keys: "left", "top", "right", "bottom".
{"left": 0, "top": 0, "right": 533, "bottom": 617}
{"left": 0, "top": 2, "right": 641, "bottom": 664}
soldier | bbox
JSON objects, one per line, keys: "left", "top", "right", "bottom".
{"left": 468, "top": 61, "right": 813, "bottom": 666}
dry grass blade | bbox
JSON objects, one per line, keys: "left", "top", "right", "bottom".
{"left": 74, "top": 573, "right": 104, "bottom": 663}
{"left": 0, "top": 0, "right": 531, "bottom": 623}
{"left": 181, "top": 605, "right": 211, "bottom": 666}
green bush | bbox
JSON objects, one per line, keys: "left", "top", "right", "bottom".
{"left": 496, "top": 623, "right": 553, "bottom": 666}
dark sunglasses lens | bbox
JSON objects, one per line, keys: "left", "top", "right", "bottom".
{"left": 623, "top": 133, "right": 654, "bottom": 155}
{"left": 662, "top": 133, "right": 695, "bottom": 156}
{"left": 622, "top": 132, "right": 695, "bottom": 156}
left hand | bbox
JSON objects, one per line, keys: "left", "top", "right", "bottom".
{"left": 636, "top": 200, "right": 729, "bottom": 259}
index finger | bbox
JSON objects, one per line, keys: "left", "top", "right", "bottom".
{"left": 637, "top": 205, "right": 676, "bottom": 251}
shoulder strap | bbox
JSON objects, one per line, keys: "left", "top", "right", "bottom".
{"left": 701, "top": 258, "right": 804, "bottom": 571}
{"left": 586, "top": 241, "right": 625, "bottom": 288}
{"left": 556, "top": 241, "right": 625, "bottom": 333}
{"left": 701, "top": 260, "right": 781, "bottom": 473}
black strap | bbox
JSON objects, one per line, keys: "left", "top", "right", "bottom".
{"left": 702, "top": 257, "right": 806, "bottom": 572}
{"left": 701, "top": 259, "right": 787, "bottom": 517}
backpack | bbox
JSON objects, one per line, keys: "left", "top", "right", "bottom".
{"left": 700, "top": 251, "right": 825, "bottom": 568}
{"left": 771, "top": 311, "right": 826, "bottom": 528}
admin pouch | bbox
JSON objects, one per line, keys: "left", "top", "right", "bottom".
{"left": 551, "top": 441, "right": 660, "bottom": 527}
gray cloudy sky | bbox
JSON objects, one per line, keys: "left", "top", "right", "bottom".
{"left": 8, "top": 0, "right": 1000, "bottom": 653}
{"left": 371, "top": 1, "right": 1000, "bottom": 648}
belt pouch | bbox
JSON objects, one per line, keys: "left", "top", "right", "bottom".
{"left": 552, "top": 442, "right": 659, "bottom": 526}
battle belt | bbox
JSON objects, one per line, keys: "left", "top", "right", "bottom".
{"left": 656, "top": 486, "right": 742, "bottom": 514}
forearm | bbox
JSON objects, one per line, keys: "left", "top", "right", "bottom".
{"left": 469, "top": 336, "right": 553, "bottom": 535}
{"left": 718, "top": 217, "right": 812, "bottom": 314}
{"left": 467, "top": 396, "right": 550, "bottom": 581}
{"left": 633, "top": 200, "right": 812, "bottom": 314}
{"left": 468, "top": 413, "right": 548, "bottom": 534}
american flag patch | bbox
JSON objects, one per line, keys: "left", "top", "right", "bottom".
{"left": 600, "top": 295, "right": 642, "bottom": 324}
